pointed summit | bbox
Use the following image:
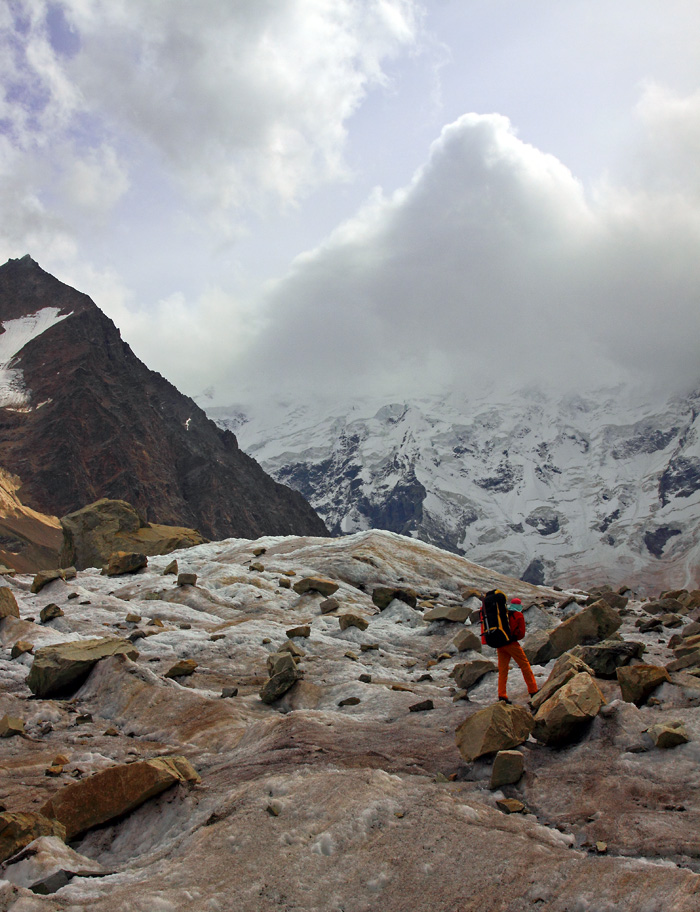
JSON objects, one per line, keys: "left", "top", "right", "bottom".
{"left": 0, "top": 255, "right": 94, "bottom": 322}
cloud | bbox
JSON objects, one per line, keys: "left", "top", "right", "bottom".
{"left": 224, "top": 93, "right": 700, "bottom": 404}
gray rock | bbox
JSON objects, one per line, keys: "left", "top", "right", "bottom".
{"left": 490, "top": 750, "right": 524, "bottom": 789}
{"left": 260, "top": 654, "right": 302, "bottom": 703}
{"left": 571, "top": 639, "right": 645, "bottom": 678}
{"left": 450, "top": 659, "right": 497, "bottom": 691}
{"left": 26, "top": 637, "right": 138, "bottom": 698}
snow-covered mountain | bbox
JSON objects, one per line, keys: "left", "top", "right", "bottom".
{"left": 209, "top": 386, "right": 700, "bottom": 593}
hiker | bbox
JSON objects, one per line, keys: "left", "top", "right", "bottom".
{"left": 479, "top": 589, "right": 538, "bottom": 706}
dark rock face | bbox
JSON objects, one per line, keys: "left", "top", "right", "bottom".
{"left": 0, "top": 257, "right": 328, "bottom": 542}
{"left": 658, "top": 456, "right": 700, "bottom": 506}
{"left": 644, "top": 526, "right": 682, "bottom": 558}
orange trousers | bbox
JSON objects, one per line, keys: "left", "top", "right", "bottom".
{"left": 497, "top": 642, "right": 538, "bottom": 699}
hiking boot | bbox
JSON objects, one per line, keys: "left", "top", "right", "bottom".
{"left": 498, "top": 696, "right": 511, "bottom": 705}
{"left": 526, "top": 691, "right": 539, "bottom": 713}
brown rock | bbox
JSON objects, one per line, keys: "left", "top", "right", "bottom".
{"left": 452, "top": 628, "right": 482, "bottom": 652}
{"left": 338, "top": 697, "right": 361, "bottom": 707}
{"left": 0, "top": 813, "right": 66, "bottom": 864}
{"left": 319, "top": 597, "right": 339, "bottom": 614}
{"left": 371, "top": 586, "right": 418, "bottom": 610}
{"left": 523, "top": 628, "right": 554, "bottom": 665}
{"left": 490, "top": 750, "right": 524, "bottom": 789}
{"left": 40, "top": 756, "right": 199, "bottom": 840}
{"left": 177, "top": 572, "right": 197, "bottom": 587}
{"left": 31, "top": 569, "right": 64, "bottom": 594}
{"left": 450, "top": 658, "right": 497, "bottom": 691}
{"left": 278, "top": 577, "right": 291, "bottom": 589}
{"left": 104, "top": 551, "right": 148, "bottom": 576}
{"left": 277, "top": 640, "right": 305, "bottom": 658}
{"left": 338, "top": 614, "right": 369, "bottom": 631}
{"left": 260, "top": 654, "right": 301, "bottom": 703}
{"left": 531, "top": 654, "right": 594, "bottom": 712}
{"left": 659, "top": 613, "right": 683, "bottom": 628}
{"left": 570, "top": 639, "right": 645, "bottom": 678}
{"left": 647, "top": 720, "right": 690, "bottom": 749}
{"left": 286, "top": 625, "right": 311, "bottom": 638}
{"left": 424, "top": 604, "right": 470, "bottom": 622}
{"left": 532, "top": 673, "right": 605, "bottom": 745}
{"left": 455, "top": 702, "right": 534, "bottom": 762}
{"left": 164, "top": 559, "right": 178, "bottom": 575}
{"left": 0, "top": 587, "right": 20, "bottom": 619}
{"left": 292, "top": 577, "right": 339, "bottom": 597}
{"left": 644, "top": 598, "right": 687, "bottom": 616}
{"left": 409, "top": 699, "right": 434, "bottom": 712}
{"left": 547, "top": 600, "right": 623, "bottom": 660}
{"left": 249, "top": 562, "right": 264, "bottom": 572}
{"left": 496, "top": 798, "right": 527, "bottom": 814}
{"left": 164, "top": 658, "right": 198, "bottom": 678}
{"left": 617, "top": 664, "right": 670, "bottom": 705}
{"left": 599, "top": 591, "right": 629, "bottom": 611}
{"left": 666, "top": 650, "right": 700, "bottom": 673}
{"left": 0, "top": 714, "right": 25, "bottom": 737}
{"left": 10, "top": 640, "right": 33, "bottom": 659}
{"left": 26, "top": 637, "right": 139, "bottom": 698}
{"left": 39, "top": 603, "right": 63, "bottom": 623}
{"left": 60, "top": 499, "right": 207, "bottom": 571}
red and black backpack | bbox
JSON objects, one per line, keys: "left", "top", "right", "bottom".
{"left": 480, "top": 589, "right": 514, "bottom": 648}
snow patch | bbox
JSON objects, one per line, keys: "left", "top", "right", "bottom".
{"left": 0, "top": 308, "right": 72, "bottom": 407}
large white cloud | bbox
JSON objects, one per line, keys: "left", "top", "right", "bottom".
{"left": 224, "top": 91, "right": 700, "bottom": 403}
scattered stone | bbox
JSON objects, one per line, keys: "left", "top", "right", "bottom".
{"left": 360, "top": 643, "right": 379, "bottom": 652}
{"left": 164, "top": 659, "right": 198, "bottom": 678}
{"left": 659, "top": 613, "right": 683, "bottom": 628}
{"left": 221, "top": 686, "right": 239, "bottom": 698}
{"left": 596, "top": 841, "right": 608, "bottom": 854}
{"left": 104, "top": 552, "right": 148, "bottom": 577}
{"left": 638, "top": 617, "right": 663, "bottom": 633}
{"left": 260, "top": 653, "right": 302, "bottom": 703}
{"left": 278, "top": 578, "right": 291, "bottom": 589}
{"left": 490, "top": 750, "right": 524, "bottom": 789}
{"left": 125, "top": 613, "right": 141, "bottom": 623}
{"left": 292, "top": 577, "right": 339, "bottom": 597}
{"left": 647, "top": 720, "right": 690, "bottom": 749}
{"left": 643, "top": 598, "right": 687, "bottom": 616}
{"left": 278, "top": 640, "right": 306, "bottom": 658}
{"left": 128, "top": 629, "right": 146, "bottom": 642}
{"left": 599, "top": 591, "right": 628, "bottom": 611}
{"left": 666, "top": 650, "right": 700, "bottom": 673}
{"left": 617, "top": 664, "right": 670, "bottom": 705}
{"left": 452, "top": 628, "right": 482, "bottom": 652}
{"left": 0, "top": 715, "right": 25, "bottom": 738}
{"left": 455, "top": 702, "right": 534, "bottom": 762}
{"left": 11, "top": 640, "right": 33, "bottom": 659}
{"left": 104, "top": 728, "right": 119, "bottom": 737}
{"left": 391, "top": 683, "right": 413, "bottom": 692}
{"left": 0, "top": 813, "right": 67, "bottom": 864}
{"left": 27, "top": 637, "right": 139, "bottom": 698}
{"left": 409, "top": 699, "right": 434, "bottom": 712}
{"left": 344, "top": 651, "right": 359, "bottom": 660}
{"left": 249, "top": 562, "right": 264, "bottom": 572}
{"left": 359, "top": 673, "right": 372, "bottom": 683}
{"left": 163, "top": 560, "right": 178, "bottom": 575}
{"left": 450, "top": 658, "right": 497, "bottom": 691}
{"left": 177, "top": 572, "right": 197, "bottom": 587}
{"left": 371, "top": 586, "right": 417, "bottom": 610}
{"left": 523, "top": 629, "right": 553, "bottom": 665}
{"left": 424, "top": 604, "right": 470, "bottom": 622}
{"left": 40, "top": 756, "right": 199, "bottom": 840}
{"left": 286, "top": 625, "right": 311, "bottom": 638}
{"left": 253, "top": 546, "right": 266, "bottom": 557}
{"left": 339, "top": 614, "right": 368, "bottom": 631}
{"left": 532, "top": 673, "right": 605, "bottom": 745}
{"left": 546, "top": 600, "right": 623, "bottom": 660}
{"left": 31, "top": 570, "right": 65, "bottom": 594}
{"left": 496, "top": 798, "right": 526, "bottom": 814}
{"left": 67, "top": 592, "right": 79, "bottom": 600}
{"left": 0, "top": 587, "right": 20, "bottom": 619}
{"left": 531, "top": 654, "right": 595, "bottom": 712}
{"left": 75, "top": 713, "right": 92, "bottom": 725}
{"left": 570, "top": 639, "right": 645, "bottom": 678}
{"left": 338, "top": 697, "right": 361, "bottom": 707}
{"left": 319, "top": 597, "right": 340, "bottom": 614}
{"left": 148, "top": 617, "right": 164, "bottom": 627}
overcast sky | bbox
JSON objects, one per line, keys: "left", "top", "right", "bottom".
{"left": 2, "top": 1, "right": 699, "bottom": 406}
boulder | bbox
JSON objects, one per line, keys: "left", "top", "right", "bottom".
{"left": 599, "top": 591, "right": 629, "bottom": 612}
{"left": 546, "top": 600, "right": 622, "bottom": 660}
{"left": 10, "top": 640, "right": 33, "bottom": 659}
{"left": 371, "top": 586, "right": 417, "bottom": 610}
{"left": 616, "top": 664, "right": 670, "bottom": 705}
{"left": 490, "top": 750, "right": 524, "bottom": 789}
{"left": 0, "top": 715, "right": 25, "bottom": 737}
{"left": 164, "top": 560, "right": 178, "bottom": 575}
{"left": 104, "top": 551, "right": 148, "bottom": 576}
{"left": 523, "top": 629, "right": 553, "bottom": 665}
{"left": 164, "top": 659, "right": 197, "bottom": 678}
{"left": 450, "top": 659, "right": 497, "bottom": 691}
{"left": 455, "top": 702, "right": 534, "bottom": 762}
{"left": 286, "top": 625, "right": 311, "bottom": 638}
{"left": 643, "top": 598, "right": 687, "bottom": 616}
{"left": 40, "top": 756, "right": 199, "bottom": 840}
{"left": 0, "top": 587, "right": 19, "bottom": 619}
{"left": 659, "top": 613, "right": 683, "bottom": 628}
{"left": 452, "top": 628, "right": 482, "bottom": 652}
{"left": 647, "top": 720, "right": 690, "bottom": 749}
{"left": 39, "top": 603, "right": 63, "bottom": 624}
{"left": 277, "top": 641, "right": 305, "bottom": 658}
{"left": 339, "top": 614, "right": 369, "bottom": 632}
{"left": 496, "top": 798, "right": 527, "bottom": 814}
{"left": 570, "top": 639, "right": 645, "bottom": 678}
{"left": 319, "top": 597, "right": 340, "bottom": 614}
{"left": 31, "top": 570, "right": 64, "bottom": 594}
{"left": 177, "top": 573, "right": 197, "bottom": 587}
{"left": 666, "top": 650, "right": 700, "bottom": 673}
{"left": 531, "top": 654, "right": 595, "bottom": 712}
{"left": 638, "top": 617, "right": 663, "bottom": 633}
{"left": 292, "top": 577, "right": 339, "bottom": 597}
{"left": 424, "top": 604, "right": 470, "bottom": 622}
{"left": 26, "top": 637, "right": 138, "bottom": 698}
{"left": 532, "top": 673, "right": 605, "bottom": 745}
{"left": 59, "top": 499, "right": 207, "bottom": 571}
{"left": 260, "top": 653, "right": 302, "bottom": 703}
{"left": 0, "top": 813, "right": 66, "bottom": 865}
{"left": 1, "top": 835, "right": 106, "bottom": 894}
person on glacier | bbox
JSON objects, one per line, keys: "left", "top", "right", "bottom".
{"left": 478, "top": 590, "right": 539, "bottom": 708}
